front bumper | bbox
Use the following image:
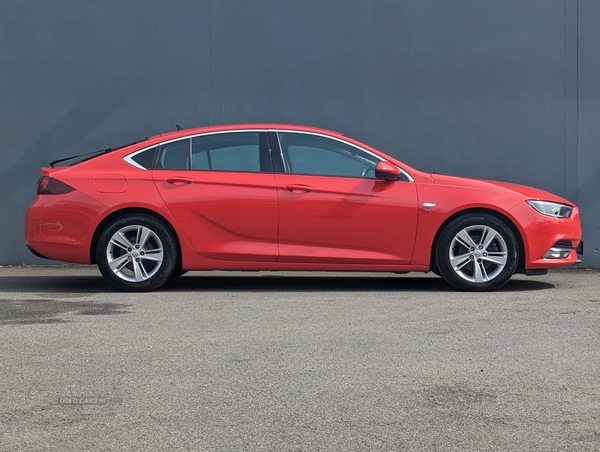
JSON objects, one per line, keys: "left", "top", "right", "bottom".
{"left": 509, "top": 201, "right": 583, "bottom": 270}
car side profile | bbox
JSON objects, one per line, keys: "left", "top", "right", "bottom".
{"left": 25, "top": 124, "right": 583, "bottom": 292}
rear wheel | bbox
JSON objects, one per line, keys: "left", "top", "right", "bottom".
{"left": 96, "top": 214, "right": 178, "bottom": 292}
{"left": 435, "top": 213, "right": 518, "bottom": 291}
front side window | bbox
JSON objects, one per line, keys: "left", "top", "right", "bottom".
{"left": 278, "top": 132, "right": 379, "bottom": 178}
{"left": 191, "top": 132, "right": 261, "bottom": 173}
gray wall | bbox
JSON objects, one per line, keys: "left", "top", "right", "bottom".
{"left": 1, "top": 0, "right": 598, "bottom": 267}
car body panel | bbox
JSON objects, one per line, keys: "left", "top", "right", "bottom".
{"left": 409, "top": 180, "right": 526, "bottom": 267}
{"left": 152, "top": 169, "right": 279, "bottom": 262}
{"left": 432, "top": 174, "right": 573, "bottom": 204}
{"left": 26, "top": 189, "right": 106, "bottom": 264}
{"left": 508, "top": 201, "right": 582, "bottom": 269}
{"left": 275, "top": 173, "right": 418, "bottom": 264}
{"left": 25, "top": 123, "right": 583, "bottom": 276}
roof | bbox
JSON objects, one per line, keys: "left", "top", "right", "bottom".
{"left": 152, "top": 123, "right": 348, "bottom": 141}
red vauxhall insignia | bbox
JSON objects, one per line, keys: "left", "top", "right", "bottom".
{"left": 25, "top": 124, "right": 582, "bottom": 292}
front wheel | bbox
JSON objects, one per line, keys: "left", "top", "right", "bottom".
{"left": 435, "top": 213, "right": 518, "bottom": 291}
{"left": 96, "top": 214, "right": 178, "bottom": 292}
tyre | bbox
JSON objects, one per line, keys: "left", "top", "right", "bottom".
{"left": 167, "top": 268, "right": 188, "bottom": 284}
{"left": 430, "top": 268, "right": 442, "bottom": 278}
{"left": 435, "top": 213, "right": 518, "bottom": 291}
{"left": 96, "top": 214, "right": 178, "bottom": 292}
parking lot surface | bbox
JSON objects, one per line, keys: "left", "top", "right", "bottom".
{"left": 0, "top": 266, "right": 599, "bottom": 451}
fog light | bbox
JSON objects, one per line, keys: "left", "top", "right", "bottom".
{"left": 543, "top": 248, "right": 572, "bottom": 259}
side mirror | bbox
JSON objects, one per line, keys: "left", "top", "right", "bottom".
{"left": 375, "top": 161, "right": 401, "bottom": 181}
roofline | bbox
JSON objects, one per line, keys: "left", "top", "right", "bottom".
{"left": 152, "top": 123, "right": 346, "bottom": 140}
{"left": 115, "top": 123, "right": 428, "bottom": 182}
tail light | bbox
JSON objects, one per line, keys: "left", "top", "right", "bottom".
{"left": 36, "top": 177, "right": 75, "bottom": 195}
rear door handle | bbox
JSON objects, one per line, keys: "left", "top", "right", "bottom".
{"left": 166, "top": 177, "right": 195, "bottom": 185}
{"left": 285, "top": 184, "right": 314, "bottom": 193}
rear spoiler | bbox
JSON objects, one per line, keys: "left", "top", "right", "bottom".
{"left": 49, "top": 137, "right": 150, "bottom": 168}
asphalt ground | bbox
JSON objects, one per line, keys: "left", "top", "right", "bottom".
{"left": 0, "top": 266, "right": 599, "bottom": 451}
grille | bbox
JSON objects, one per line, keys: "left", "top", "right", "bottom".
{"left": 554, "top": 240, "right": 573, "bottom": 249}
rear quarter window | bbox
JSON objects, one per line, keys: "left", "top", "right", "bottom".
{"left": 128, "top": 147, "right": 158, "bottom": 169}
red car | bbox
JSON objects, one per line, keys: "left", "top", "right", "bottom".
{"left": 25, "top": 124, "right": 582, "bottom": 292}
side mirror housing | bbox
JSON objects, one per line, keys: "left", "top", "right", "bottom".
{"left": 375, "top": 161, "right": 401, "bottom": 181}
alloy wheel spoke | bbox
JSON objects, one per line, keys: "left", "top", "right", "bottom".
{"left": 451, "top": 253, "right": 471, "bottom": 270}
{"left": 480, "top": 262, "right": 489, "bottom": 281}
{"left": 137, "top": 226, "right": 152, "bottom": 249}
{"left": 113, "top": 232, "right": 133, "bottom": 250}
{"left": 110, "top": 238, "right": 129, "bottom": 252}
{"left": 473, "top": 260, "right": 487, "bottom": 283}
{"left": 109, "top": 255, "right": 130, "bottom": 273}
{"left": 140, "top": 249, "right": 163, "bottom": 262}
{"left": 133, "top": 260, "right": 149, "bottom": 282}
{"left": 480, "top": 227, "right": 498, "bottom": 251}
{"left": 482, "top": 252, "right": 507, "bottom": 267}
{"left": 456, "top": 230, "right": 477, "bottom": 249}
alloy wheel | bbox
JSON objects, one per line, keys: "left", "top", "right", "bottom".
{"left": 448, "top": 225, "right": 508, "bottom": 283}
{"left": 106, "top": 225, "right": 164, "bottom": 282}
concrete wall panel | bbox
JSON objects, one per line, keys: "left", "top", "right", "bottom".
{"left": 1, "top": 0, "right": 598, "bottom": 267}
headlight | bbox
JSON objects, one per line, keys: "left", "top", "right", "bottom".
{"left": 526, "top": 200, "right": 573, "bottom": 218}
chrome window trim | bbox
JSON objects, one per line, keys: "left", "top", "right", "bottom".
{"left": 123, "top": 130, "right": 266, "bottom": 170}
{"left": 158, "top": 130, "right": 265, "bottom": 171}
{"left": 123, "top": 146, "right": 158, "bottom": 170}
{"left": 159, "top": 129, "right": 267, "bottom": 147}
{"left": 123, "top": 128, "right": 414, "bottom": 182}
{"left": 269, "top": 129, "right": 414, "bottom": 182}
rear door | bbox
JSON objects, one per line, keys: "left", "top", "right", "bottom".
{"left": 152, "top": 131, "right": 279, "bottom": 261}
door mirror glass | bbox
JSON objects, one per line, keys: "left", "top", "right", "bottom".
{"left": 375, "top": 161, "right": 400, "bottom": 181}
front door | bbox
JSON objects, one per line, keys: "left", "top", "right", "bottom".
{"left": 271, "top": 131, "right": 418, "bottom": 264}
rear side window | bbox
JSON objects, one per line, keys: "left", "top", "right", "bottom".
{"left": 157, "top": 139, "right": 190, "bottom": 169}
{"left": 191, "top": 132, "right": 261, "bottom": 172}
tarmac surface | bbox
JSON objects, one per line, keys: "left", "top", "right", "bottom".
{"left": 0, "top": 266, "right": 599, "bottom": 451}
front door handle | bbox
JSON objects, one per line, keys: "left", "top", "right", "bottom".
{"left": 285, "top": 184, "right": 314, "bottom": 193}
{"left": 166, "top": 177, "right": 195, "bottom": 186}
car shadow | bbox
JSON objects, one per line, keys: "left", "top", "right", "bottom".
{"left": 166, "top": 275, "right": 555, "bottom": 293}
{"left": 0, "top": 274, "right": 554, "bottom": 293}
{"left": 0, "top": 276, "right": 113, "bottom": 294}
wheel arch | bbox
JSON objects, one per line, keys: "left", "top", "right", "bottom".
{"left": 429, "top": 208, "right": 526, "bottom": 272}
{"left": 90, "top": 207, "right": 182, "bottom": 266}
